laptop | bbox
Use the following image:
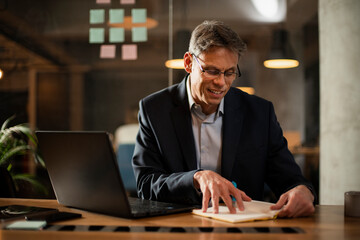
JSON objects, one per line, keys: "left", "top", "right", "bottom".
{"left": 36, "top": 131, "right": 195, "bottom": 218}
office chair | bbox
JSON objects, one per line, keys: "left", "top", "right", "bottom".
{"left": 116, "top": 143, "right": 137, "bottom": 196}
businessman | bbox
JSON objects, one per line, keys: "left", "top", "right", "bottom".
{"left": 132, "top": 20, "right": 315, "bottom": 218}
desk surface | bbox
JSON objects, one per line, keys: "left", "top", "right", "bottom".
{"left": 1, "top": 198, "right": 359, "bottom": 240}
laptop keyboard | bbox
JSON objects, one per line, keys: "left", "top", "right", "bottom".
{"left": 128, "top": 197, "right": 192, "bottom": 216}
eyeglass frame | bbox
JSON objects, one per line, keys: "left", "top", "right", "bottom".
{"left": 192, "top": 54, "right": 242, "bottom": 80}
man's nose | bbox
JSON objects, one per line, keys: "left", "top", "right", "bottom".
{"left": 213, "top": 73, "right": 226, "bottom": 86}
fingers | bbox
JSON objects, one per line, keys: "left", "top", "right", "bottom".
{"left": 231, "top": 189, "right": 251, "bottom": 211}
{"left": 222, "top": 193, "right": 236, "bottom": 214}
{"left": 270, "top": 194, "right": 288, "bottom": 211}
{"left": 241, "top": 191, "right": 252, "bottom": 201}
{"left": 194, "top": 170, "right": 251, "bottom": 214}
{"left": 211, "top": 195, "right": 220, "bottom": 213}
{"left": 201, "top": 188, "right": 210, "bottom": 213}
{"left": 273, "top": 185, "right": 315, "bottom": 218}
{"left": 277, "top": 196, "right": 315, "bottom": 218}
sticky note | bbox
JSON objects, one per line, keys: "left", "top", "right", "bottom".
{"left": 96, "top": 0, "right": 110, "bottom": 4}
{"left": 89, "top": 28, "right": 104, "bottom": 43}
{"left": 132, "top": 27, "right": 147, "bottom": 42}
{"left": 109, "top": 9, "right": 124, "bottom": 23}
{"left": 132, "top": 9, "right": 146, "bottom": 23}
{"left": 121, "top": 0, "right": 135, "bottom": 4}
{"left": 6, "top": 221, "right": 47, "bottom": 230}
{"left": 109, "top": 28, "right": 124, "bottom": 43}
{"left": 122, "top": 44, "right": 137, "bottom": 60}
{"left": 100, "top": 45, "right": 116, "bottom": 58}
{"left": 90, "top": 9, "right": 105, "bottom": 24}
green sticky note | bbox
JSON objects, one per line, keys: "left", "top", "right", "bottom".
{"left": 132, "top": 27, "right": 147, "bottom": 42}
{"left": 89, "top": 28, "right": 105, "bottom": 43}
{"left": 132, "top": 8, "right": 146, "bottom": 23}
{"left": 6, "top": 221, "right": 47, "bottom": 230}
{"left": 109, "top": 28, "right": 124, "bottom": 43}
{"left": 109, "top": 9, "right": 124, "bottom": 23}
{"left": 90, "top": 9, "right": 105, "bottom": 24}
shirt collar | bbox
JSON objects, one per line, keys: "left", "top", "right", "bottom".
{"left": 186, "top": 75, "right": 224, "bottom": 117}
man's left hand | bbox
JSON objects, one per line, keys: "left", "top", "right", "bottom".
{"left": 270, "top": 185, "right": 315, "bottom": 218}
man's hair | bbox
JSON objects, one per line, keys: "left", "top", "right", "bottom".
{"left": 188, "top": 20, "right": 247, "bottom": 58}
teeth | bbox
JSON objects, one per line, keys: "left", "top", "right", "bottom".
{"left": 209, "top": 89, "right": 221, "bottom": 94}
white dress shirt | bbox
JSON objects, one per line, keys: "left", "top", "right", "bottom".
{"left": 186, "top": 76, "right": 224, "bottom": 174}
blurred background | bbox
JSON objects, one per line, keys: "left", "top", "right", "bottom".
{"left": 0, "top": 0, "right": 319, "bottom": 199}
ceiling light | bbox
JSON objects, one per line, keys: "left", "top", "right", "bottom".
{"left": 264, "top": 29, "right": 299, "bottom": 69}
{"left": 251, "top": 0, "right": 279, "bottom": 18}
{"left": 264, "top": 59, "right": 299, "bottom": 69}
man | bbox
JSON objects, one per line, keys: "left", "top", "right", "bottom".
{"left": 132, "top": 20, "right": 315, "bottom": 217}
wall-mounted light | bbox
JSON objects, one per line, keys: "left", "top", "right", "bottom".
{"left": 264, "top": 29, "right": 299, "bottom": 69}
{"left": 0, "top": 69, "right": 3, "bottom": 80}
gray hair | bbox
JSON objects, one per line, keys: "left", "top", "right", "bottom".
{"left": 188, "top": 20, "right": 247, "bottom": 58}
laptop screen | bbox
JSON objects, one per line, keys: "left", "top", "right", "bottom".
{"left": 37, "top": 131, "right": 133, "bottom": 218}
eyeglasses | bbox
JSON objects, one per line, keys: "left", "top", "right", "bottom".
{"left": 192, "top": 54, "right": 241, "bottom": 81}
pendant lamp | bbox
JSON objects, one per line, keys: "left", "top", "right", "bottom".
{"left": 264, "top": 29, "right": 299, "bottom": 69}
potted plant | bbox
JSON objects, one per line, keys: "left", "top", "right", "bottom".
{"left": 0, "top": 116, "right": 47, "bottom": 197}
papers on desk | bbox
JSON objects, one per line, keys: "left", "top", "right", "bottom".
{"left": 192, "top": 200, "right": 280, "bottom": 223}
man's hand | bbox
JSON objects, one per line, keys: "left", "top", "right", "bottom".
{"left": 270, "top": 185, "right": 315, "bottom": 218}
{"left": 193, "top": 170, "right": 251, "bottom": 214}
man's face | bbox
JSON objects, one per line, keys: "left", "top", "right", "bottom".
{"left": 184, "top": 47, "right": 238, "bottom": 115}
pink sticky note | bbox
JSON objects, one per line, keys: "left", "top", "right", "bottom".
{"left": 96, "top": 0, "right": 111, "bottom": 4}
{"left": 122, "top": 44, "right": 137, "bottom": 60}
{"left": 120, "top": 0, "right": 135, "bottom": 4}
{"left": 100, "top": 45, "right": 116, "bottom": 58}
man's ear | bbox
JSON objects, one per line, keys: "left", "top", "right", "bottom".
{"left": 184, "top": 52, "right": 192, "bottom": 73}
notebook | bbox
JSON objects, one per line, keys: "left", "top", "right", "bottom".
{"left": 192, "top": 200, "right": 280, "bottom": 223}
{"left": 36, "top": 131, "right": 194, "bottom": 218}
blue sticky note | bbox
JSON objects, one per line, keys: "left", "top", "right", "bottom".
{"left": 109, "top": 28, "right": 124, "bottom": 43}
{"left": 109, "top": 9, "right": 124, "bottom": 23}
{"left": 90, "top": 9, "right": 105, "bottom": 24}
{"left": 132, "top": 8, "right": 146, "bottom": 23}
{"left": 89, "top": 28, "right": 105, "bottom": 43}
{"left": 132, "top": 27, "right": 147, "bottom": 42}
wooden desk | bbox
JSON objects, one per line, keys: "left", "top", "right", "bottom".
{"left": 1, "top": 198, "right": 359, "bottom": 240}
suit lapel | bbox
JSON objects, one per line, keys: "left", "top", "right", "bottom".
{"left": 221, "top": 89, "right": 245, "bottom": 179}
{"left": 170, "top": 77, "right": 197, "bottom": 170}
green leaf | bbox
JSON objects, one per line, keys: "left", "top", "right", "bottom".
{"left": 12, "top": 174, "right": 49, "bottom": 196}
{"left": 0, "top": 145, "right": 31, "bottom": 167}
{"left": 1, "top": 115, "right": 15, "bottom": 131}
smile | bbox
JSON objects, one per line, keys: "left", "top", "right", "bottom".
{"left": 208, "top": 89, "right": 222, "bottom": 94}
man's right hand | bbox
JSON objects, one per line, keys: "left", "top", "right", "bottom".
{"left": 193, "top": 170, "right": 251, "bottom": 214}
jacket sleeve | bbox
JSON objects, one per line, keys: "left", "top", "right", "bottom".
{"left": 132, "top": 99, "right": 202, "bottom": 205}
{"left": 265, "top": 102, "right": 316, "bottom": 200}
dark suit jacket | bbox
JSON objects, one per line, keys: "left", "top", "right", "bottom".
{"left": 132, "top": 76, "right": 313, "bottom": 205}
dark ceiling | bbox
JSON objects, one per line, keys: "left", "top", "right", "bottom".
{"left": 0, "top": 0, "right": 318, "bottom": 74}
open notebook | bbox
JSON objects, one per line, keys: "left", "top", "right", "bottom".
{"left": 192, "top": 200, "right": 280, "bottom": 223}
